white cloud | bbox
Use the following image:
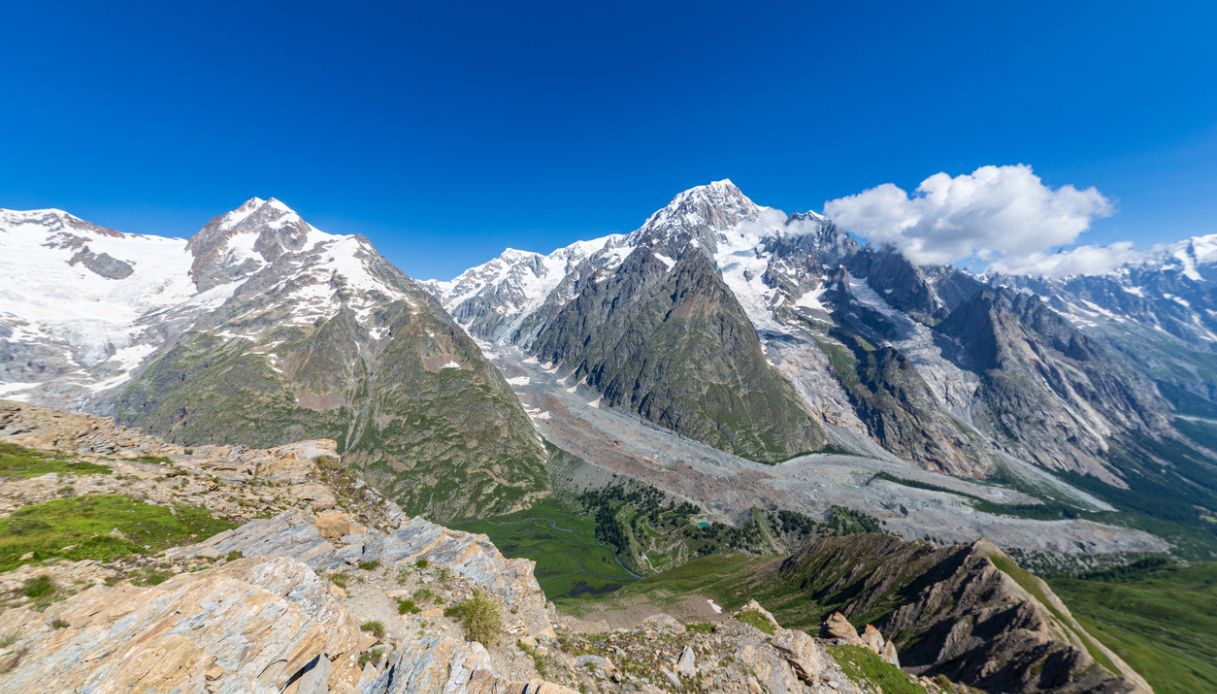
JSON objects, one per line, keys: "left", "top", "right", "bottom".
{"left": 823, "top": 164, "right": 1115, "bottom": 269}
{"left": 988, "top": 241, "right": 1141, "bottom": 277}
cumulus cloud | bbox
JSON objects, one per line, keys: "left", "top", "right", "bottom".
{"left": 823, "top": 164, "right": 1115, "bottom": 270}
{"left": 988, "top": 241, "right": 1142, "bottom": 277}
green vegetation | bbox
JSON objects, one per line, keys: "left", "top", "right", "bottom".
{"left": 576, "top": 480, "right": 881, "bottom": 576}
{"left": 735, "top": 609, "right": 774, "bottom": 635}
{"left": 872, "top": 471, "right": 1079, "bottom": 521}
{"left": 1051, "top": 561, "right": 1217, "bottom": 694}
{"left": 987, "top": 551, "right": 1116, "bottom": 673}
{"left": 452, "top": 499, "right": 638, "bottom": 601}
{"left": 444, "top": 590, "right": 502, "bottom": 645}
{"left": 21, "top": 575, "right": 55, "bottom": 599}
{"left": 0, "top": 494, "right": 236, "bottom": 572}
{"left": 329, "top": 572, "right": 349, "bottom": 589}
{"left": 132, "top": 568, "right": 172, "bottom": 586}
{"left": 0, "top": 441, "right": 110, "bottom": 479}
{"left": 414, "top": 559, "right": 429, "bottom": 569}
{"left": 827, "top": 644, "right": 923, "bottom": 694}
{"left": 129, "top": 455, "right": 171, "bottom": 465}
{"left": 358, "top": 648, "right": 384, "bottom": 668}
{"left": 357, "top": 560, "right": 381, "bottom": 571}
{"left": 396, "top": 597, "right": 420, "bottom": 614}
{"left": 517, "top": 639, "right": 548, "bottom": 677}
{"left": 359, "top": 620, "right": 385, "bottom": 639}
{"left": 116, "top": 320, "right": 550, "bottom": 524}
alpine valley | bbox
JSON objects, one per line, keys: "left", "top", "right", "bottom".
{"left": 2, "top": 183, "right": 1216, "bottom": 693}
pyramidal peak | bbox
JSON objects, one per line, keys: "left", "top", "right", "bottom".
{"left": 209, "top": 196, "right": 302, "bottom": 234}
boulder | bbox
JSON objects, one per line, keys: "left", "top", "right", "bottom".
{"left": 820, "top": 612, "right": 863, "bottom": 646}
{"left": 315, "top": 510, "right": 365, "bottom": 540}
{"left": 676, "top": 645, "right": 696, "bottom": 678}
{"left": 769, "top": 627, "right": 825, "bottom": 686}
{"left": 860, "top": 624, "right": 886, "bottom": 654}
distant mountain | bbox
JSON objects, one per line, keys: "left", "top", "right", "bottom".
{"left": 996, "top": 235, "right": 1217, "bottom": 418}
{"left": 429, "top": 181, "right": 1214, "bottom": 527}
{"left": 0, "top": 199, "right": 547, "bottom": 521}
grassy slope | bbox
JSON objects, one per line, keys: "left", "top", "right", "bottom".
{"left": 1050, "top": 562, "right": 1217, "bottom": 694}
{"left": 0, "top": 442, "right": 111, "bottom": 479}
{"left": 0, "top": 494, "right": 236, "bottom": 572}
{"left": 451, "top": 499, "right": 638, "bottom": 601}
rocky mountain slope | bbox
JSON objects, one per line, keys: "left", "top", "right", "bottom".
{"left": 0, "top": 201, "right": 547, "bottom": 521}
{"left": 586, "top": 532, "right": 1150, "bottom": 693}
{"left": 1, "top": 399, "right": 981, "bottom": 693}
{"left": 428, "top": 180, "right": 1212, "bottom": 520}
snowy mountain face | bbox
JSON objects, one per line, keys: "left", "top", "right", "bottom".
{"left": 0, "top": 199, "right": 548, "bottom": 521}
{"left": 994, "top": 234, "right": 1217, "bottom": 416}
{"left": 0, "top": 199, "right": 404, "bottom": 405}
{"left": 430, "top": 180, "right": 1183, "bottom": 486}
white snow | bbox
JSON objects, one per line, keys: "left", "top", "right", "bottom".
{"left": 0, "top": 200, "right": 419, "bottom": 402}
{"left": 795, "top": 284, "right": 828, "bottom": 312}
{"left": 440, "top": 360, "right": 461, "bottom": 370}
{"left": 505, "top": 375, "right": 531, "bottom": 386}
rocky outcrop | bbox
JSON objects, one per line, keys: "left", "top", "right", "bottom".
{"left": 0, "top": 404, "right": 574, "bottom": 692}
{"left": 555, "top": 608, "right": 877, "bottom": 693}
{"left": 778, "top": 534, "right": 1150, "bottom": 693}
{"left": 68, "top": 245, "right": 134, "bottom": 279}
{"left": 0, "top": 556, "right": 366, "bottom": 693}
{"left": 170, "top": 509, "right": 555, "bottom": 641}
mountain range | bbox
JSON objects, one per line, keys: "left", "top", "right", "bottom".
{"left": 4, "top": 182, "right": 1217, "bottom": 545}
{"left": 4, "top": 182, "right": 1217, "bottom": 692}
{"left": 427, "top": 180, "right": 1217, "bottom": 539}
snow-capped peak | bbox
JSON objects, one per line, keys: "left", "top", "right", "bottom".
{"left": 210, "top": 196, "right": 302, "bottom": 234}
{"left": 0, "top": 207, "right": 125, "bottom": 238}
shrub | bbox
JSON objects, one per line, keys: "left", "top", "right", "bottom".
{"left": 358, "top": 648, "right": 383, "bottom": 668}
{"left": 414, "top": 558, "right": 429, "bottom": 569}
{"left": 358, "top": 560, "right": 381, "bottom": 571}
{"left": 397, "top": 597, "right": 420, "bottom": 614}
{"left": 444, "top": 590, "right": 502, "bottom": 645}
{"left": 22, "top": 575, "right": 55, "bottom": 599}
{"left": 360, "top": 620, "right": 385, "bottom": 639}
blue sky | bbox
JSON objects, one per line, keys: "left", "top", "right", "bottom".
{"left": 2, "top": 1, "right": 1215, "bottom": 279}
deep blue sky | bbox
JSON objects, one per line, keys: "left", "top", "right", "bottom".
{"left": 2, "top": 1, "right": 1215, "bottom": 278}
